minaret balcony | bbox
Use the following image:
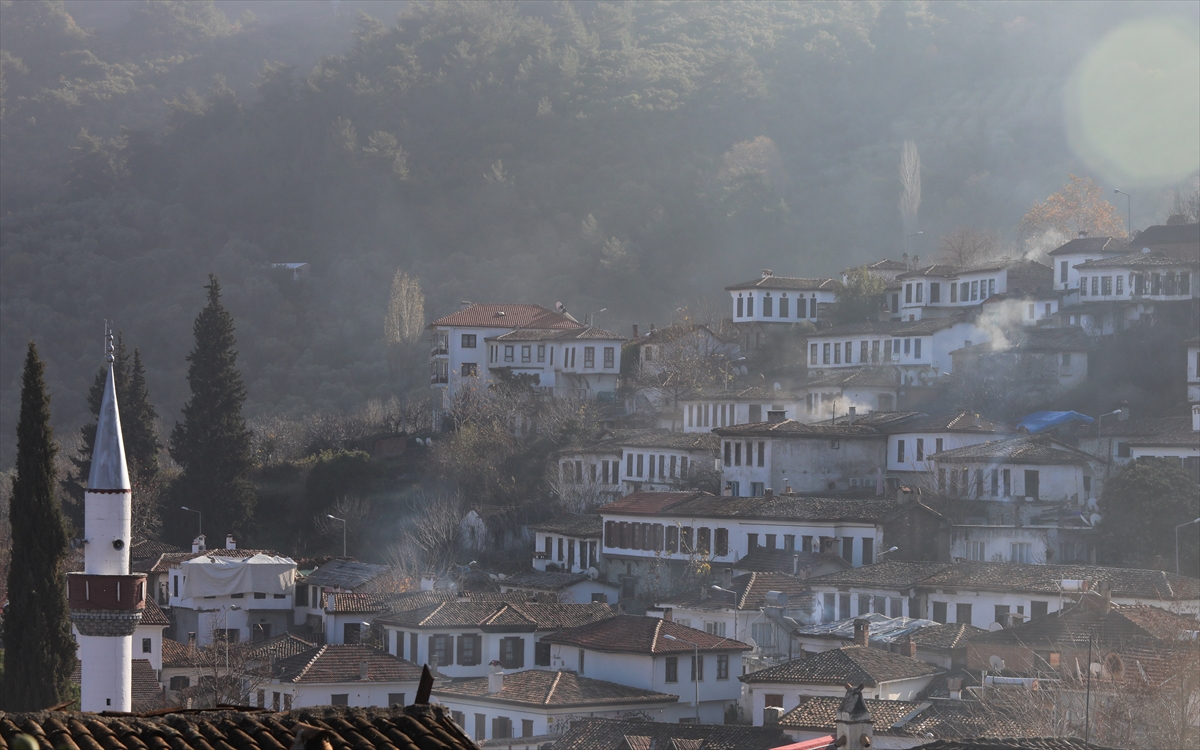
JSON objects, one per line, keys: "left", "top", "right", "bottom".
{"left": 68, "top": 573, "right": 147, "bottom": 611}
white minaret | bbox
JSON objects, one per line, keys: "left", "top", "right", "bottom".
{"left": 68, "top": 326, "right": 145, "bottom": 712}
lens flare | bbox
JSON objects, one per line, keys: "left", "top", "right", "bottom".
{"left": 1065, "top": 18, "right": 1200, "bottom": 187}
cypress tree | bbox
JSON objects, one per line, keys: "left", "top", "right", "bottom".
{"left": 3, "top": 342, "right": 76, "bottom": 710}
{"left": 169, "top": 276, "right": 255, "bottom": 538}
{"left": 124, "top": 348, "right": 162, "bottom": 482}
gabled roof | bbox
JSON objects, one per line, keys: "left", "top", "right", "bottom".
{"left": 914, "top": 739, "right": 1118, "bottom": 749}
{"left": 325, "top": 591, "right": 409, "bottom": 613}
{"left": 951, "top": 327, "right": 1094, "bottom": 355}
{"left": 689, "top": 385, "right": 802, "bottom": 401}
{"left": 713, "top": 419, "right": 885, "bottom": 438}
{"left": 243, "top": 632, "right": 318, "bottom": 661}
{"left": 844, "top": 259, "right": 910, "bottom": 275}
{"left": 725, "top": 275, "right": 838, "bottom": 292}
{"left": 489, "top": 325, "right": 623, "bottom": 342}
{"left": 602, "top": 492, "right": 907, "bottom": 525}
{"left": 929, "top": 436, "right": 1097, "bottom": 465}
{"left": 433, "top": 669, "right": 678, "bottom": 709}
{"left": 732, "top": 548, "right": 852, "bottom": 575}
{"left": 1064, "top": 415, "right": 1197, "bottom": 446}
{"left": 885, "top": 411, "right": 1012, "bottom": 435}
{"left": 788, "top": 614, "right": 941, "bottom": 647}
{"left": 540, "top": 614, "right": 751, "bottom": 654}
{"left": 1048, "top": 236, "right": 1130, "bottom": 256}
{"left": 528, "top": 513, "right": 603, "bottom": 537}
{"left": 161, "top": 637, "right": 192, "bottom": 668}
{"left": 274, "top": 644, "right": 423, "bottom": 684}
{"left": 0, "top": 707, "right": 477, "bottom": 750}
{"left": 658, "top": 572, "right": 813, "bottom": 611}
{"left": 909, "top": 622, "right": 988, "bottom": 650}
{"left": 803, "top": 367, "right": 904, "bottom": 389}
{"left": 807, "top": 561, "right": 959, "bottom": 589}
{"left": 740, "top": 646, "right": 940, "bottom": 686}
{"left": 429, "top": 303, "right": 583, "bottom": 330}
{"left": 378, "top": 602, "right": 614, "bottom": 631}
{"left": 966, "top": 602, "right": 1199, "bottom": 649}
{"left": 779, "top": 696, "right": 925, "bottom": 731}
{"left": 500, "top": 570, "right": 594, "bottom": 591}
{"left": 1075, "top": 248, "right": 1199, "bottom": 269}
{"left": 830, "top": 410, "right": 926, "bottom": 428}
{"left": 599, "top": 491, "right": 711, "bottom": 515}
{"left": 301, "top": 559, "right": 391, "bottom": 590}
{"left": 1132, "top": 222, "right": 1200, "bottom": 247}
{"left": 553, "top": 717, "right": 786, "bottom": 750}
{"left": 811, "top": 316, "right": 971, "bottom": 338}
{"left": 140, "top": 597, "right": 171, "bottom": 626}
{"left": 130, "top": 538, "right": 184, "bottom": 559}
{"left": 614, "top": 430, "right": 720, "bottom": 451}
{"left": 896, "top": 264, "right": 962, "bottom": 280}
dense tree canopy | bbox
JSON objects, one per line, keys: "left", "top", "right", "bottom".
{"left": 1098, "top": 459, "right": 1200, "bottom": 575}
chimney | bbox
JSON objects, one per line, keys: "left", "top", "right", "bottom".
{"left": 792, "top": 554, "right": 800, "bottom": 576}
{"left": 650, "top": 323, "right": 656, "bottom": 333}
{"left": 947, "top": 677, "right": 964, "bottom": 700}
{"left": 187, "top": 632, "right": 197, "bottom": 656}
{"left": 1118, "top": 401, "right": 1130, "bottom": 421}
{"left": 632, "top": 324, "right": 639, "bottom": 338}
{"left": 723, "top": 484, "right": 733, "bottom": 497}
{"left": 460, "top": 300, "right": 473, "bottom": 309}
{"left": 359, "top": 659, "right": 369, "bottom": 680}
{"left": 761, "top": 269, "right": 774, "bottom": 279}
{"left": 192, "top": 534, "right": 206, "bottom": 553}
{"left": 764, "top": 488, "right": 774, "bottom": 500}
{"left": 848, "top": 406, "right": 856, "bottom": 426}
{"left": 1099, "top": 581, "right": 1112, "bottom": 614}
{"left": 784, "top": 479, "right": 792, "bottom": 494}
{"left": 327, "top": 592, "right": 336, "bottom": 611}
{"left": 835, "top": 684, "right": 874, "bottom": 750}
{"left": 853, "top": 618, "right": 869, "bottom": 648}
{"left": 1078, "top": 230, "right": 1087, "bottom": 239}
{"left": 905, "top": 638, "right": 917, "bottom": 658}
{"left": 488, "top": 663, "right": 504, "bottom": 694}
{"left": 723, "top": 568, "right": 733, "bottom": 590}
{"left": 225, "top": 534, "right": 236, "bottom": 550}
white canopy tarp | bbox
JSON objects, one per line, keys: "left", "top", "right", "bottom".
{"left": 180, "top": 553, "right": 296, "bottom": 599}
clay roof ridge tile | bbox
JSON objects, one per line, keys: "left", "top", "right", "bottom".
{"left": 545, "top": 671, "right": 565, "bottom": 706}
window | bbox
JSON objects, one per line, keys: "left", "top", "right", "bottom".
{"left": 1101, "top": 276, "right": 1112, "bottom": 295}
{"left": 603, "top": 347, "right": 614, "bottom": 368}
{"left": 705, "top": 621, "right": 726, "bottom": 637}
{"left": 1093, "top": 276, "right": 1100, "bottom": 296}
{"left": 492, "top": 717, "right": 512, "bottom": 740}
{"left": 169, "top": 676, "right": 190, "bottom": 691}
{"left": 823, "top": 593, "right": 836, "bottom": 623}
{"left": 737, "top": 296, "right": 744, "bottom": 317}
{"left": 971, "top": 280, "right": 979, "bottom": 301}
{"left": 834, "top": 343, "right": 841, "bottom": 364}
{"left": 1181, "top": 272, "right": 1191, "bottom": 295}
{"left": 989, "top": 279, "right": 995, "bottom": 297}
{"left": 1011, "top": 542, "right": 1032, "bottom": 563}
{"left": 932, "top": 601, "right": 948, "bottom": 624}
{"left": 522, "top": 720, "right": 534, "bottom": 738}
{"left": 750, "top": 481, "right": 764, "bottom": 497}
{"left": 500, "top": 637, "right": 525, "bottom": 669}
{"left": 1115, "top": 274, "right": 1123, "bottom": 295}
{"left": 904, "top": 338, "right": 911, "bottom": 355}
{"left": 840, "top": 593, "right": 851, "bottom": 619}
{"left": 874, "top": 595, "right": 886, "bottom": 614}
{"left": 916, "top": 283, "right": 923, "bottom": 303}
{"left": 1117, "top": 442, "right": 1130, "bottom": 458}
{"left": 746, "top": 295, "right": 754, "bottom": 315}
{"left": 637, "top": 454, "right": 644, "bottom": 477}
{"left": 537, "top": 345, "right": 545, "bottom": 362}
{"left": 897, "top": 439, "right": 906, "bottom": 463}
{"left": 295, "top": 584, "right": 308, "bottom": 607}
{"left": 1061, "top": 352, "right": 1071, "bottom": 367}
{"left": 763, "top": 295, "right": 773, "bottom": 317}
{"left": 717, "top": 654, "right": 729, "bottom": 679}
{"left": 965, "top": 541, "right": 985, "bottom": 561}
{"left": 871, "top": 340, "right": 880, "bottom": 362}
{"left": 994, "top": 604, "right": 1010, "bottom": 625}
{"left": 1031, "top": 600, "right": 1049, "bottom": 619}
{"left": 474, "top": 715, "right": 486, "bottom": 742}
{"left": 842, "top": 537, "right": 854, "bottom": 562}
{"left": 1080, "top": 276, "right": 1088, "bottom": 296}
{"left": 578, "top": 648, "right": 586, "bottom": 675}
{"left": 691, "top": 655, "right": 704, "bottom": 681}
{"left": 461, "top": 363, "right": 477, "bottom": 377}
{"left": 503, "top": 345, "right": 514, "bottom": 362}
{"left": 712, "top": 528, "right": 729, "bottom": 557}
{"left": 458, "top": 634, "right": 481, "bottom": 666}
{"left": 666, "top": 526, "right": 679, "bottom": 553}
{"left": 905, "top": 283, "right": 913, "bottom": 304}
{"left": 862, "top": 537, "right": 874, "bottom": 565}
{"left": 913, "top": 338, "right": 921, "bottom": 358}
{"left": 811, "top": 297, "right": 819, "bottom": 317}
{"left": 960, "top": 281, "right": 969, "bottom": 301}
{"left": 1061, "top": 260, "right": 1069, "bottom": 283}
{"left": 955, "top": 603, "right": 973, "bottom": 624}
{"left": 951, "top": 283, "right": 958, "bottom": 303}
{"left": 521, "top": 345, "right": 531, "bottom": 363}
{"left": 823, "top": 343, "right": 831, "bottom": 364}
{"left": 810, "top": 343, "right": 818, "bottom": 364}
{"left": 331, "top": 694, "right": 349, "bottom": 706}
{"left": 388, "top": 693, "right": 405, "bottom": 707}
{"left": 142, "top": 638, "right": 152, "bottom": 654}
{"left": 680, "top": 526, "right": 693, "bottom": 553}
{"left": 450, "top": 711, "right": 465, "bottom": 729}
{"left": 916, "top": 438, "right": 924, "bottom": 462}
{"left": 697, "top": 527, "right": 711, "bottom": 554}
{"left": 665, "top": 656, "right": 679, "bottom": 682}
{"left": 253, "top": 592, "right": 266, "bottom": 600}
{"left": 1024, "top": 469, "right": 1040, "bottom": 499}
{"left": 892, "top": 292, "right": 900, "bottom": 312}
{"left": 780, "top": 296, "right": 789, "bottom": 317}
{"left": 930, "top": 282, "right": 940, "bottom": 303}
{"left": 734, "top": 442, "right": 741, "bottom": 466}
{"left": 431, "top": 635, "right": 453, "bottom": 666}
{"left": 584, "top": 347, "right": 595, "bottom": 368}
{"left": 991, "top": 469, "right": 999, "bottom": 496}
{"left": 461, "top": 334, "right": 476, "bottom": 348}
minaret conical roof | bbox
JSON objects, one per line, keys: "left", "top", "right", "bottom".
{"left": 88, "top": 332, "right": 130, "bottom": 492}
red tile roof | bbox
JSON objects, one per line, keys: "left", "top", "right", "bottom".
{"left": 740, "top": 645, "right": 940, "bottom": 686}
{"left": 429, "top": 304, "right": 583, "bottom": 330}
{"left": 598, "top": 491, "right": 710, "bottom": 515}
{"left": 540, "top": 614, "right": 751, "bottom": 654}
{"left": 140, "top": 597, "right": 171, "bottom": 626}
{"left": 275, "top": 644, "right": 423, "bottom": 684}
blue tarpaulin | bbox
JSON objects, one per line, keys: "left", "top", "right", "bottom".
{"left": 1017, "top": 410, "right": 1095, "bottom": 434}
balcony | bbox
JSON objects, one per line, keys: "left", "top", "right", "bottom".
{"left": 430, "top": 344, "right": 448, "bottom": 357}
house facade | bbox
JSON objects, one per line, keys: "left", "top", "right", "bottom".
{"left": 714, "top": 420, "right": 888, "bottom": 496}
{"left": 166, "top": 549, "right": 296, "bottom": 648}
{"left": 616, "top": 431, "right": 721, "bottom": 494}
{"left": 928, "top": 436, "right": 1103, "bottom": 504}
{"left": 883, "top": 412, "right": 1014, "bottom": 486}
{"left": 269, "top": 644, "right": 423, "bottom": 709}
{"left": 485, "top": 326, "right": 625, "bottom": 401}
{"left": 893, "top": 260, "right": 1054, "bottom": 321}
{"left": 1047, "top": 235, "right": 1132, "bottom": 292}
{"left": 680, "top": 386, "right": 804, "bottom": 433}
{"left": 529, "top": 514, "right": 603, "bottom": 575}
{"left": 806, "top": 317, "right": 990, "bottom": 385}
{"left": 726, "top": 271, "right": 838, "bottom": 326}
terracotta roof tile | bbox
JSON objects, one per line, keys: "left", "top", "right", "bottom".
{"left": 325, "top": 591, "right": 407, "bottom": 613}
{"left": 429, "top": 304, "right": 582, "bottom": 330}
{"left": 610, "top": 494, "right": 908, "bottom": 524}
{"left": 779, "top": 695, "right": 924, "bottom": 731}
{"left": 378, "top": 602, "right": 612, "bottom": 631}
{"left": 433, "top": 669, "right": 678, "bottom": 708}
{"left": 1133, "top": 222, "right": 1200, "bottom": 246}
{"left": 740, "top": 646, "right": 940, "bottom": 686}
{"left": 489, "top": 326, "right": 622, "bottom": 342}
{"left": 909, "top": 622, "right": 988, "bottom": 650}
{"left": 527, "top": 514, "right": 602, "bottom": 537}
{"left": 613, "top": 431, "right": 720, "bottom": 451}
{"left": 499, "top": 570, "right": 591, "bottom": 591}
{"left": 803, "top": 367, "right": 904, "bottom": 389}
{"left": 552, "top": 717, "right": 786, "bottom": 750}
{"left": 886, "top": 412, "right": 1013, "bottom": 434}
{"left": 161, "top": 637, "right": 192, "bottom": 668}
{"left": 725, "top": 275, "right": 838, "bottom": 292}
{"left": 540, "top": 615, "right": 751, "bottom": 654}
{"left": 731, "top": 549, "right": 852, "bottom": 575}
{"left": 714, "top": 419, "right": 886, "bottom": 438}
{"left": 243, "top": 633, "right": 317, "bottom": 662}
{"left": 929, "top": 436, "right": 1095, "bottom": 465}
{"left": 599, "top": 491, "right": 708, "bottom": 515}
{"left": 1047, "top": 236, "right": 1129, "bottom": 256}
{"left": 300, "top": 560, "right": 391, "bottom": 590}
{"left": 914, "top": 738, "right": 1119, "bottom": 749}
{"left": 1075, "top": 248, "right": 1198, "bottom": 269}
{"left": 130, "top": 539, "right": 185, "bottom": 559}
{"left": 658, "top": 572, "right": 813, "bottom": 611}
{"left": 0, "top": 707, "right": 478, "bottom": 750}
{"left": 139, "top": 598, "right": 171, "bottom": 626}
{"left": 274, "top": 645, "right": 423, "bottom": 684}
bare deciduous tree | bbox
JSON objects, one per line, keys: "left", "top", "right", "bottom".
{"left": 1166, "top": 177, "right": 1200, "bottom": 224}
{"left": 385, "top": 270, "right": 425, "bottom": 345}
{"left": 313, "top": 495, "right": 372, "bottom": 557}
{"left": 939, "top": 227, "right": 1003, "bottom": 267}
{"left": 898, "top": 139, "right": 921, "bottom": 239}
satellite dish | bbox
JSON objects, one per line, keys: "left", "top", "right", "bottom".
{"left": 988, "top": 623, "right": 1003, "bottom": 633}
{"left": 989, "top": 654, "right": 1005, "bottom": 669}
{"left": 587, "top": 566, "right": 600, "bottom": 580}
{"left": 773, "top": 382, "right": 782, "bottom": 391}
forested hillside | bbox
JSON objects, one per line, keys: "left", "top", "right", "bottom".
{"left": 1, "top": 0, "right": 1195, "bottom": 464}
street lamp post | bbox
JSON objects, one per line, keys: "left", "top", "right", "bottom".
{"left": 876, "top": 546, "right": 899, "bottom": 562}
{"left": 181, "top": 506, "right": 201, "bottom": 537}
{"left": 1096, "top": 409, "right": 1122, "bottom": 480}
{"left": 588, "top": 308, "right": 607, "bottom": 328}
{"left": 1113, "top": 189, "right": 1131, "bottom": 237}
{"left": 722, "top": 357, "right": 747, "bottom": 391}
{"left": 905, "top": 231, "right": 923, "bottom": 258}
{"left": 710, "top": 584, "right": 740, "bottom": 643}
{"left": 1176, "top": 518, "right": 1200, "bottom": 576}
{"left": 663, "top": 633, "right": 701, "bottom": 723}
{"left": 327, "top": 514, "right": 347, "bottom": 557}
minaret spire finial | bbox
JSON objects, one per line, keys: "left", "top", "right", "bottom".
{"left": 105, "top": 320, "right": 115, "bottom": 363}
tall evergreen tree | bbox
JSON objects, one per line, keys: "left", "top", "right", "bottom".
{"left": 169, "top": 276, "right": 255, "bottom": 538}
{"left": 124, "top": 348, "right": 162, "bottom": 481}
{"left": 3, "top": 342, "right": 76, "bottom": 710}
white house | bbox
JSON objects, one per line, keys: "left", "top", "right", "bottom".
{"left": 928, "top": 435, "right": 1103, "bottom": 504}
{"left": 806, "top": 317, "right": 990, "bottom": 385}
{"left": 1188, "top": 336, "right": 1200, "bottom": 404}
{"left": 1047, "top": 234, "right": 1131, "bottom": 292}
{"left": 884, "top": 412, "right": 1014, "bottom": 486}
{"left": 498, "top": 570, "right": 619, "bottom": 605}
{"left": 1070, "top": 247, "right": 1198, "bottom": 334}
{"left": 798, "top": 368, "right": 904, "bottom": 417}
{"left": 428, "top": 303, "right": 583, "bottom": 403}
{"left": 377, "top": 601, "right": 614, "bottom": 679}
{"left": 539, "top": 614, "right": 751, "bottom": 724}
{"left": 166, "top": 548, "right": 296, "bottom": 648}
{"left": 713, "top": 419, "right": 888, "bottom": 496}
{"left": 842, "top": 259, "right": 910, "bottom": 286}
{"left": 949, "top": 327, "right": 1092, "bottom": 392}
{"left": 681, "top": 386, "right": 804, "bottom": 433}
{"left": 485, "top": 326, "right": 625, "bottom": 401}
{"left": 892, "top": 260, "right": 1054, "bottom": 321}
{"left": 293, "top": 559, "right": 392, "bottom": 638}
{"left": 741, "top": 629, "right": 941, "bottom": 726}
{"left": 616, "top": 431, "right": 721, "bottom": 494}
{"left": 529, "top": 514, "right": 603, "bottom": 575}
{"left": 269, "top": 644, "right": 424, "bottom": 709}
{"left": 433, "top": 667, "right": 679, "bottom": 744}
{"left": 132, "top": 599, "right": 171, "bottom": 672}
{"left": 726, "top": 270, "right": 838, "bottom": 325}
{"left": 1066, "top": 414, "right": 1196, "bottom": 475}
{"left": 804, "top": 560, "right": 1200, "bottom": 630}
